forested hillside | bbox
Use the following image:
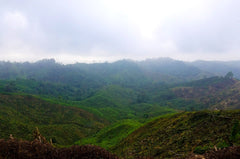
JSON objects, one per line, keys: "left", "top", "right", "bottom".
{"left": 1, "top": 58, "right": 240, "bottom": 158}
{"left": 0, "top": 58, "right": 211, "bottom": 90}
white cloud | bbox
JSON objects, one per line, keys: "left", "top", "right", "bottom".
{"left": 0, "top": 0, "right": 239, "bottom": 63}
{"left": 3, "top": 11, "right": 28, "bottom": 29}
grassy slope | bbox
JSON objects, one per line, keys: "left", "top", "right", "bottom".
{"left": 113, "top": 110, "right": 240, "bottom": 158}
{"left": 76, "top": 119, "right": 142, "bottom": 149}
{"left": 0, "top": 93, "right": 107, "bottom": 146}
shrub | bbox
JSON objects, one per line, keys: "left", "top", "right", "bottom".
{"left": 194, "top": 146, "right": 209, "bottom": 154}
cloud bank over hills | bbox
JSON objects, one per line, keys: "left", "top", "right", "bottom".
{"left": 0, "top": 0, "right": 240, "bottom": 63}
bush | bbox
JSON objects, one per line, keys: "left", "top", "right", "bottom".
{"left": 194, "top": 146, "right": 209, "bottom": 154}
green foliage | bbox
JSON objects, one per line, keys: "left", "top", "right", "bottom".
{"left": 0, "top": 78, "right": 95, "bottom": 101}
{"left": 194, "top": 146, "right": 210, "bottom": 154}
{"left": 0, "top": 93, "right": 106, "bottom": 146}
{"left": 216, "top": 140, "right": 230, "bottom": 149}
{"left": 77, "top": 85, "right": 176, "bottom": 122}
{"left": 194, "top": 139, "right": 229, "bottom": 154}
{"left": 76, "top": 119, "right": 142, "bottom": 149}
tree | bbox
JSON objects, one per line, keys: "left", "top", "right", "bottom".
{"left": 225, "top": 71, "right": 234, "bottom": 79}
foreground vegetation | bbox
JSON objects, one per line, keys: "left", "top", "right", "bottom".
{"left": 0, "top": 138, "right": 118, "bottom": 159}
{"left": 113, "top": 110, "right": 240, "bottom": 158}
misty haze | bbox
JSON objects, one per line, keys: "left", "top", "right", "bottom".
{"left": 0, "top": 1, "right": 240, "bottom": 159}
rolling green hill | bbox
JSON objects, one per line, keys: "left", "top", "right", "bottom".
{"left": 0, "top": 93, "right": 107, "bottom": 146}
{"left": 76, "top": 119, "right": 142, "bottom": 149}
{"left": 77, "top": 85, "right": 177, "bottom": 122}
{"left": 113, "top": 110, "right": 240, "bottom": 158}
{"left": 1, "top": 59, "right": 240, "bottom": 158}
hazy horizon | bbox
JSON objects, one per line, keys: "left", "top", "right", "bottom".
{"left": 1, "top": 0, "right": 240, "bottom": 63}
{"left": 1, "top": 57, "right": 240, "bottom": 65}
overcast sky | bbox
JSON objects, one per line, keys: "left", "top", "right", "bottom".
{"left": 0, "top": 0, "right": 240, "bottom": 63}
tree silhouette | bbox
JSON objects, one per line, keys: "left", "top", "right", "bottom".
{"left": 225, "top": 72, "right": 234, "bottom": 79}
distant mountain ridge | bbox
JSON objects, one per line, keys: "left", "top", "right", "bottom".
{"left": 0, "top": 58, "right": 214, "bottom": 101}
{"left": 190, "top": 60, "right": 240, "bottom": 79}
{"left": 1, "top": 58, "right": 239, "bottom": 83}
{"left": 0, "top": 58, "right": 239, "bottom": 114}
